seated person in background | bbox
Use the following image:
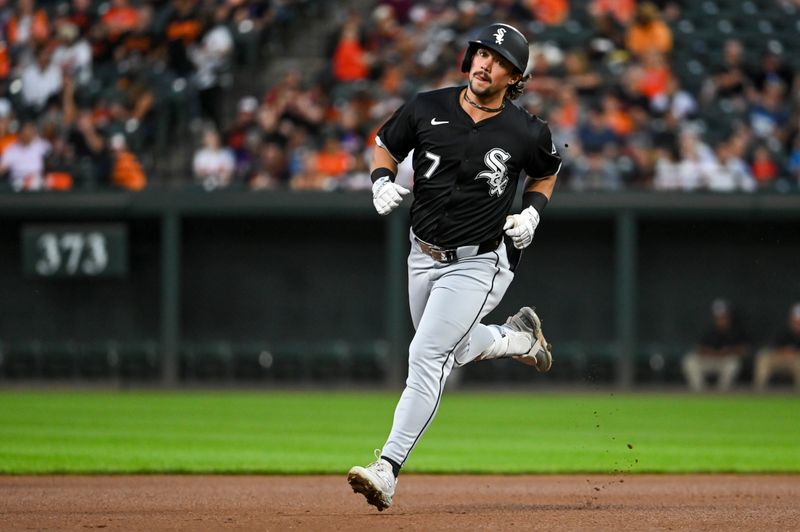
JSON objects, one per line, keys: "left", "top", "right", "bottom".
{"left": 193, "top": 126, "right": 235, "bottom": 190}
{"left": 754, "top": 303, "right": 800, "bottom": 390}
{"left": 682, "top": 298, "right": 749, "bottom": 391}
{"left": 0, "top": 119, "right": 51, "bottom": 191}
{"left": 110, "top": 133, "right": 146, "bottom": 191}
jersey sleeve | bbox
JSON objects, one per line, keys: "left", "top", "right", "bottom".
{"left": 375, "top": 96, "right": 417, "bottom": 163}
{"left": 524, "top": 120, "right": 562, "bottom": 180}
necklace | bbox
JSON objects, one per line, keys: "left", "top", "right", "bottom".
{"left": 463, "top": 90, "right": 505, "bottom": 113}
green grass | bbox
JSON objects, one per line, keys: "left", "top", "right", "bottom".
{"left": 0, "top": 391, "right": 798, "bottom": 474}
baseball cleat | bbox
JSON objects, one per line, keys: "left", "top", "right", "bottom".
{"left": 504, "top": 307, "right": 553, "bottom": 372}
{"left": 347, "top": 451, "right": 396, "bottom": 511}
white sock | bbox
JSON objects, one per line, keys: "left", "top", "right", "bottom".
{"left": 478, "top": 325, "right": 532, "bottom": 360}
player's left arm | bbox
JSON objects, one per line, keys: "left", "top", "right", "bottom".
{"left": 504, "top": 123, "right": 562, "bottom": 250}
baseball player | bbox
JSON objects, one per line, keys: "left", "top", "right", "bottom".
{"left": 347, "top": 22, "right": 561, "bottom": 511}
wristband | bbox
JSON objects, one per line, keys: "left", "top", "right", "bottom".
{"left": 523, "top": 191, "right": 549, "bottom": 215}
{"left": 371, "top": 167, "right": 396, "bottom": 183}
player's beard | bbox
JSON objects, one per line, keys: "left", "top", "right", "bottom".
{"left": 468, "top": 74, "right": 505, "bottom": 102}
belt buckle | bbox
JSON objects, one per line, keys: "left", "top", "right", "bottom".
{"left": 416, "top": 236, "right": 456, "bottom": 263}
{"left": 431, "top": 247, "right": 455, "bottom": 263}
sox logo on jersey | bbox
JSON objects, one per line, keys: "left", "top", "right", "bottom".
{"left": 475, "top": 148, "right": 511, "bottom": 196}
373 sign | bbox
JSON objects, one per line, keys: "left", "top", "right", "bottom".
{"left": 22, "top": 224, "right": 129, "bottom": 278}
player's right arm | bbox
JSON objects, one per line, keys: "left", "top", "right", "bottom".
{"left": 370, "top": 144, "right": 398, "bottom": 177}
{"left": 370, "top": 98, "right": 418, "bottom": 216}
{"left": 370, "top": 145, "right": 410, "bottom": 216}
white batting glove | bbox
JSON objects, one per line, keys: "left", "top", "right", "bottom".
{"left": 503, "top": 206, "right": 540, "bottom": 249}
{"left": 372, "top": 176, "right": 410, "bottom": 216}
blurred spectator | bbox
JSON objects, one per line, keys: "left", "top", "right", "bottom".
{"left": 651, "top": 77, "right": 696, "bottom": 124}
{"left": 330, "top": 12, "right": 371, "bottom": 83}
{"left": 754, "top": 303, "right": 800, "bottom": 390}
{"left": 701, "top": 39, "right": 749, "bottom": 110}
{"left": 748, "top": 50, "right": 794, "bottom": 94}
{"left": 249, "top": 137, "right": 289, "bottom": 190}
{"left": 749, "top": 145, "right": 780, "bottom": 189}
{"left": 682, "top": 298, "right": 750, "bottom": 392}
{"left": 0, "top": 119, "right": 50, "bottom": 191}
{"left": 705, "top": 141, "right": 755, "bottom": 192}
{"left": 6, "top": 0, "right": 49, "bottom": 51}
{"left": 788, "top": 136, "right": 800, "bottom": 186}
{"left": 578, "top": 105, "right": 618, "bottom": 155}
{"left": 528, "top": 0, "right": 569, "bottom": 26}
{"left": 189, "top": 3, "right": 233, "bottom": 129}
{"left": 0, "top": 98, "right": 17, "bottom": 155}
{"left": 748, "top": 81, "right": 791, "bottom": 143}
{"left": 602, "top": 91, "right": 634, "bottom": 138}
{"left": 313, "top": 135, "right": 353, "bottom": 181}
{"left": 550, "top": 85, "right": 580, "bottom": 147}
{"left": 51, "top": 22, "right": 92, "bottom": 86}
{"left": 225, "top": 95, "right": 260, "bottom": 180}
{"left": 193, "top": 125, "right": 235, "bottom": 190}
{"left": 590, "top": 0, "right": 635, "bottom": 25}
{"left": 654, "top": 128, "right": 716, "bottom": 191}
{"left": 20, "top": 44, "right": 63, "bottom": 114}
{"left": 164, "top": 0, "right": 204, "bottom": 78}
{"left": 587, "top": 9, "right": 626, "bottom": 62}
{"left": 625, "top": 2, "right": 672, "bottom": 58}
{"left": 570, "top": 147, "right": 622, "bottom": 190}
{"left": 633, "top": 51, "right": 672, "bottom": 104}
{"left": 65, "top": 0, "right": 97, "bottom": 36}
{"left": 289, "top": 135, "right": 353, "bottom": 191}
{"left": 561, "top": 50, "right": 603, "bottom": 99}
{"left": 100, "top": 0, "right": 139, "bottom": 41}
{"left": 110, "top": 133, "right": 146, "bottom": 190}
{"left": 62, "top": 74, "right": 109, "bottom": 188}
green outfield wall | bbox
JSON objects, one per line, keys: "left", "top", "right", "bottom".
{"left": 1, "top": 190, "right": 798, "bottom": 386}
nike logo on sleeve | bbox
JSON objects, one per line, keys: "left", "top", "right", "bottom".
{"left": 430, "top": 118, "right": 449, "bottom": 125}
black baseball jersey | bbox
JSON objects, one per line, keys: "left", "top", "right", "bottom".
{"left": 377, "top": 85, "right": 561, "bottom": 248}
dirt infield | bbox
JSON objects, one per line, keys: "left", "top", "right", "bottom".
{"left": 1, "top": 475, "right": 798, "bottom": 531}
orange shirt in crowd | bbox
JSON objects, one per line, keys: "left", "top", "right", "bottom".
{"left": 6, "top": 9, "right": 49, "bottom": 45}
{"left": 605, "top": 109, "right": 634, "bottom": 136}
{"left": 101, "top": 5, "right": 139, "bottom": 39}
{"left": 167, "top": 18, "right": 203, "bottom": 44}
{"left": 0, "top": 43, "right": 9, "bottom": 79}
{"left": 112, "top": 150, "right": 147, "bottom": 190}
{"left": 552, "top": 99, "right": 579, "bottom": 130}
{"left": 751, "top": 159, "right": 778, "bottom": 184}
{"left": 526, "top": 0, "right": 569, "bottom": 25}
{"left": 638, "top": 65, "right": 671, "bottom": 99}
{"left": 332, "top": 37, "right": 369, "bottom": 82}
{"left": 0, "top": 134, "right": 17, "bottom": 155}
{"left": 626, "top": 20, "right": 673, "bottom": 57}
{"left": 315, "top": 150, "right": 352, "bottom": 178}
{"left": 592, "top": 0, "right": 635, "bottom": 24}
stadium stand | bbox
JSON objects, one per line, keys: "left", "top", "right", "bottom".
{"left": 0, "top": 0, "right": 797, "bottom": 192}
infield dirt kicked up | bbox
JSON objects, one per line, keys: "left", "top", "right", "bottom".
{"left": 1, "top": 474, "right": 798, "bottom": 531}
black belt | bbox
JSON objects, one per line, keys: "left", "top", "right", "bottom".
{"left": 414, "top": 235, "right": 502, "bottom": 263}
